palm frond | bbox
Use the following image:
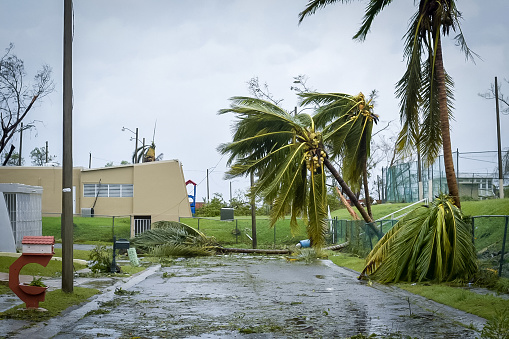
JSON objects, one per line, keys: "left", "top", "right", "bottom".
{"left": 298, "top": 0, "right": 353, "bottom": 24}
{"left": 362, "top": 194, "right": 477, "bottom": 283}
{"left": 353, "top": 0, "right": 394, "bottom": 41}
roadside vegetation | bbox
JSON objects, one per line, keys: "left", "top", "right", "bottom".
{"left": 0, "top": 287, "right": 99, "bottom": 322}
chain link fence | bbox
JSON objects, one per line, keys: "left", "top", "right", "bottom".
{"left": 383, "top": 150, "right": 508, "bottom": 203}
{"left": 472, "top": 215, "right": 509, "bottom": 278}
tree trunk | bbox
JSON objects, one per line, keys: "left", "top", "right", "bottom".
{"left": 362, "top": 160, "right": 373, "bottom": 219}
{"left": 435, "top": 35, "right": 461, "bottom": 208}
{"left": 324, "top": 158, "right": 382, "bottom": 238}
{"left": 335, "top": 186, "right": 360, "bottom": 220}
{"left": 2, "top": 144, "right": 15, "bottom": 166}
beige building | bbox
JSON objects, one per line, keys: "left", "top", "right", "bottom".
{"left": 0, "top": 160, "right": 192, "bottom": 236}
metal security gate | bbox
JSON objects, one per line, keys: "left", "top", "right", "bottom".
{"left": 3, "top": 193, "right": 16, "bottom": 241}
{"left": 134, "top": 215, "right": 151, "bottom": 235}
{"left": 0, "top": 184, "right": 43, "bottom": 249}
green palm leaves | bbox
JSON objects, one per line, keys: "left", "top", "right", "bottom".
{"left": 301, "top": 92, "right": 378, "bottom": 192}
{"left": 360, "top": 194, "right": 477, "bottom": 283}
{"left": 218, "top": 93, "right": 376, "bottom": 247}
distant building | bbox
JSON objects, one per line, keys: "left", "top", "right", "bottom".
{"left": 457, "top": 174, "right": 495, "bottom": 200}
{"left": 0, "top": 160, "right": 192, "bottom": 237}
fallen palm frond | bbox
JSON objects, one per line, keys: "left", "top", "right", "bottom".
{"left": 131, "top": 221, "right": 220, "bottom": 257}
{"left": 360, "top": 194, "right": 477, "bottom": 283}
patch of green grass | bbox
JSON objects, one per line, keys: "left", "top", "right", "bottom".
{"left": 330, "top": 202, "right": 412, "bottom": 221}
{"left": 0, "top": 287, "right": 99, "bottom": 321}
{"left": 118, "top": 265, "right": 145, "bottom": 275}
{"left": 397, "top": 283, "right": 508, "bottom": 320}
{"left": 180, "top": 217, "right": 308, "bottom": 247}
{"left": 43, "top": 216, "right": 130, "bottom": 243}
{"left": 53, "top": 248, "right": 91, "bottom": 261}
{"left": 0, "top": 256, "right": 87, "bottom": 277}
{"left": 328, "top": 253, "right": 366, "bottom": 273}
{"left": 0, "top": 284, "right": 12, "bottom": 295}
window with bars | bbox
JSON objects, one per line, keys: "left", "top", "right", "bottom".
{"left": 83, "top": 184, "right": 133, "bottom": 197}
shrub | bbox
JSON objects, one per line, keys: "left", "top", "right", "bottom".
{"left": 88, "top": 245, "right": 112, "bottom": 273}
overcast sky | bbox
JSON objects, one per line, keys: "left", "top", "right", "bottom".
{"left": 1, "top": 0, "right": 508, "bottom": 202}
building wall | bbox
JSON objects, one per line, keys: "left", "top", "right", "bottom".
{"left": 132, "top": 161, "right": 191, "bottom": 222}
{"left": 81, "top": 165, "right": 134, "bottom": 216}
{"left": 0, "top": 167, "right": 81, "bottom": 215}
{"left": 0, "top": 161, "right": 192, "bottom": 223}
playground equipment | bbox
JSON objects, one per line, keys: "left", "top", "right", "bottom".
{"left": 186, "top": 180, "right": 197, "bottom": 215}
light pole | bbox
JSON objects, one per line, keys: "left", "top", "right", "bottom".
{"left": 122, "top": 127, "right": 140, "bottom": 163}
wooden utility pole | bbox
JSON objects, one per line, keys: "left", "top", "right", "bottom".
{"left": 45, "top": 141, "right": 49, "bottom": 163}
{"left": 495, "top": 77, "right": 504, "bottom": 199}
{"left": 62, "top": 0, "right": 74, "bottom": 293}
{"left": 250, "top": 172, "right": 257, "bottom": 249}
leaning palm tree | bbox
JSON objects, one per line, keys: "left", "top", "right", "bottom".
{"left": 299, "top": 0, "right": 478, "bottom": 208}
{"left": 301, "top": 91, "right": 378, "bottom": 219}
{"left": 359, "top": 194, "right": 477, "bottom": 283}
{"left": 218, "top": 93, "right": 381, "bottom": 247}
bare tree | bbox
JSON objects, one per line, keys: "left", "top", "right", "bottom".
{"left": 247, "top": 77, "right": 283, "bottom": 105}
{"left": 0, "top": 43, "right": 54, "bottom": 164}
{"left": 479, "top": 78, "right": 509, "bottom": 115}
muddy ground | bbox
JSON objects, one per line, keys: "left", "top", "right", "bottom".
{"left": 3, "top": 255, "right": 486, "bottom": 338}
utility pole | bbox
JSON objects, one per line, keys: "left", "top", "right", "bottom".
{"left": 229, "top": 181, "right": 232, "bottom": 206}
{"left": 62, "top": 0, "right": 74, "bottom": 293}
{"left": 206, "top": 169, "right": 209, "bottom": 202}
{"left": 89, "top": 152, "right": 92, "bottom": 169}
{"left": 135, "top": 128, "right": 139, "bottom": 163}
{"left": 495, "top": 77, "right": 504, "bottom": 199}
{"left": 250, "top": 172, "right": 257, "bottom": 249}
{"left": 45, "top": 141, "right": 49, "bottom": 164}
{"left": 18, "top": 123, "right": 23, "bottom": 166}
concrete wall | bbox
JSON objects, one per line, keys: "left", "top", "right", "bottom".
{"left": 0, "top": 161, "right": 192, "bottom": 224}
{"left": 132, "top": 161, "right": 191, "bottom": 222}
{"left": 0, "top": 167, "right": 81, "bottom": 215}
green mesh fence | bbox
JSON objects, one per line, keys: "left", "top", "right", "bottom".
{"left": 383, "top": 150, "right": 508, "bottom": 203}
{"left": 472, "top": 215, "right": 509, "bottom": 278}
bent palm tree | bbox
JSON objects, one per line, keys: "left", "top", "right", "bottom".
{"left": 299, "top": 0, "right": 478, "bottom": 208}
{"left": 300, "top": 91, "right": 378, "bottom": 218}
{"left": 218, "top": 93, "right": 381, "bottom": 247}
{"left": 360, "top": 194, "right": 477, "bottom": 282}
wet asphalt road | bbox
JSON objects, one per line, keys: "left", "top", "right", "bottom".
{"left": 5, "top": 255, "right": 486, "bottom": 338}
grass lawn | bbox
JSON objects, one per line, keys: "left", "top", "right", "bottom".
{"left": 0, "top": 256, "right": 87, "bottom": 277}
{"left": 326, "top": 251, "right": 509, "bottom": 321}
{"left": 0, "top": 287, "right": 99, "bottom": 322}
{"left": 180, "top": 216, "right": 309, "bottom": 247}
{"left": 398, "top": 283, "right": 508, "bottom": 321}
{"left": 43, "top": 216, "right": 130, "bottom": 242}
{"left": 328, "top": 252, "right": 366, "bottom": 273}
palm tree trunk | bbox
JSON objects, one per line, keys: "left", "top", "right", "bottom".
{"left": 324, "top": 158, "right": 382, "bottom": 238}
{"left": 362, "top": 153, "right": 373, "bottom": 219}
{"left": 435, "top": 35, "right": 461, "bottom": 208}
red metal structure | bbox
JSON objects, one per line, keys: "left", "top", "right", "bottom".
{"left": 9, "top": 236, "right": 55, "bottom": 309}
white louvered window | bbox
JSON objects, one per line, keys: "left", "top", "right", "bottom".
{"left": 83, "top": 184, "right": 133, "bottom": 197}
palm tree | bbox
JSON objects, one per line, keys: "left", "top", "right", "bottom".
{"left": 299, "top": 0, "right": 477, "bottom": 208}
{"left": 218, "top": 93, "right": 381, "bottom": 247}
{"left": 359, "top": 194, "right": 477, "bottom": 282}
{"left": 301, "top": 91, "right": 379, "bottom": 219}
